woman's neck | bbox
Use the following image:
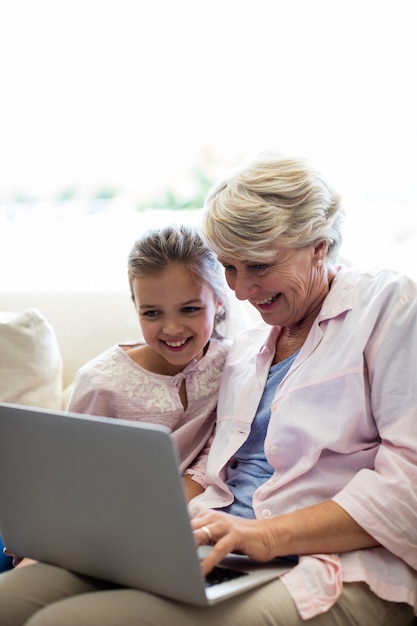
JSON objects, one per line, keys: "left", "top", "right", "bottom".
{"left": 273, "top": 269, "right": 336, "bottom": 364}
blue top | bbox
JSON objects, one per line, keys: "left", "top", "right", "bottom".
{"left": 0, "top": 535, "right": 12, "bottom": 572}
{"left": 221, "top": 350, "right": 299, "bottom": 518}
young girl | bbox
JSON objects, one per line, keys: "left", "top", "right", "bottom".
{"left": 67, "top": 223, "right": 230, "bottom": 500}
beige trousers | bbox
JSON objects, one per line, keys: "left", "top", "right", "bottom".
{"left": 0, "top": 563, "right": 414, "bottom": 626}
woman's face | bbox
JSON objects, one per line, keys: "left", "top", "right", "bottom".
{"left": 218, "top": 245, "right": 329, "bottom": 328}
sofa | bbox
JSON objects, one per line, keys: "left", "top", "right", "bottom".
{"left": 2, "top": 293, "right": 417, "bottom": 623}
{"left": 0, "top": 290, "right": 258, "bottom": 412}
{"left": 0, "top": 289, "right": 259, "bottom": 572}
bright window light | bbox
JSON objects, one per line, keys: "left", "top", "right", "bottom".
{"left": 1, "top": 0, "right": 416, "bottom": 292}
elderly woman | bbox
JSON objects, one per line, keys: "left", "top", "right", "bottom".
{"left": 190, "top": 152, "right": 417, "bottom": 624}
{"left": 0, "top": 153, "right": 416, "bottom": 625}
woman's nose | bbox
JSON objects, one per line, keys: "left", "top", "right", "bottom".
{"left": 230, "top": 273, "right": 258, "bottom": 301}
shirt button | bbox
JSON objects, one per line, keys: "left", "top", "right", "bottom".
{"left": 261, "top": 509, "right": 272, "bottom": 518}
{"left": 270, "top": 445, "right": 278, "bottom": 454}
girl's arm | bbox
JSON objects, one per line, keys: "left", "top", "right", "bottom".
{"left": 182, "top": 474, "right": 205, "bottom": 501}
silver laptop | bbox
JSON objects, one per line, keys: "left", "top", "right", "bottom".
{"left": 0, "top": 402, "right": 295, "bottom": 606}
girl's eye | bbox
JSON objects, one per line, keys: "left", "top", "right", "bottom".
{"left": 182, "top": 306, "right": 201, "bottom": 314}
{"left": 141, "top": 310, "right": 160, "bottom": 318}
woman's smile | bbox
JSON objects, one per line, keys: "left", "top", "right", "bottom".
{"left": 254, "top": 292, "right": 282, "bottom": 309}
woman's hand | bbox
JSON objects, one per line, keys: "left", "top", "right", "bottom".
{"left": 191, "top": 501, "right": 379, "bottom": 575}
{"left": 191, "top": 510, "right": 276, "bottom": 575}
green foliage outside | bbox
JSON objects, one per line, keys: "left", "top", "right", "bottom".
{"left": 93, "top": 187, "right": 118, "bottom": 200}
{"left": 3, "top": 157, "right": 216, "bottom": 211}
{"left": 57, "top": 187, "right": 78, "bottom": 202}
{"left": 136, "top": 168, "right": 213, "bottom": 211}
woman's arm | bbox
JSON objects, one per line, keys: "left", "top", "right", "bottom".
{"left": 192, "top": 500, "right": 378, "bottom": 575}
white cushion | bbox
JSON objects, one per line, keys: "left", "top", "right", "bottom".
{"left": 0, "top": 308, "right": 63, "bottom": 410}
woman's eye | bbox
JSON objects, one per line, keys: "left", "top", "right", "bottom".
{"left": 251, "top": 264, "right": 269, "bottom": 272}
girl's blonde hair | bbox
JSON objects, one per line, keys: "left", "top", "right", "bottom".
{"left": 127, "top": 223, "right": 227, "bottom": 339}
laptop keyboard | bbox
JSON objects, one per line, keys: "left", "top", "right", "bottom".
{"left": 205, "top": 565, "right": 248, "bottom": 587}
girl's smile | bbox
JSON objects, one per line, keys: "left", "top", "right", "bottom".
{"left": 130, "top": 262, "right": 223, "bottom": 375}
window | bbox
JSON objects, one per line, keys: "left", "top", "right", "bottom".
{"left": 1, "top": 1, "right": 416, "bottom": 292}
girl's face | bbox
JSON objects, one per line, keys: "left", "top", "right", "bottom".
{"left": 132, "top": 263, "right": 223, "bottom": 370}
{"left": 218, "top": 244, "right": 330, "bottom": 329}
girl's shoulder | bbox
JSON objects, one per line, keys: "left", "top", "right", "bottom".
{"left": 191, "top": 338, "right": 231, "bottom": 374}
{"left": 207, "top": 337, "right": 232, "bottom": 358}
{"left": 75, "top": 342, "right": 145, "bottom": 378}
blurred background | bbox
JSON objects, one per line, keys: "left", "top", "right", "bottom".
{"left": 1, "top": 0, "right": 416, "bottom": 292}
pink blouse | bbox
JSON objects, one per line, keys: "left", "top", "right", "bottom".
{"left": 67, "top": 338, "right": 230, "bottom": 481}
{"left": 189, "top": 267, "right": 417, "bottom": 618}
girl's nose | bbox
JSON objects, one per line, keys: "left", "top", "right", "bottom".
{"left": 162, "top": 318, "right": 184, "bottom": 335}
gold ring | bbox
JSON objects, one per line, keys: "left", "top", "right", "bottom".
{"left": 201, "top": 525, "right": 212, "bottom": 544}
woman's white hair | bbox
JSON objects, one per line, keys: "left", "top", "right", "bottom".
{"left": 203, "top": 151, "right": 345, "bottom": 264}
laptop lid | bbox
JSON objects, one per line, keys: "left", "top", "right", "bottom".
{"left": 0, "top": 403, "right": 294, "bottom": 605}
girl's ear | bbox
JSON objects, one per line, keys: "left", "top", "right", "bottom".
{"left": 215, "top": 298, "right": 224, "bottom": 315}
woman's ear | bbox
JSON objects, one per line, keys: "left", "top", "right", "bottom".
{"left": 314, "top": 240, "right": 328, "bottom": 263}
